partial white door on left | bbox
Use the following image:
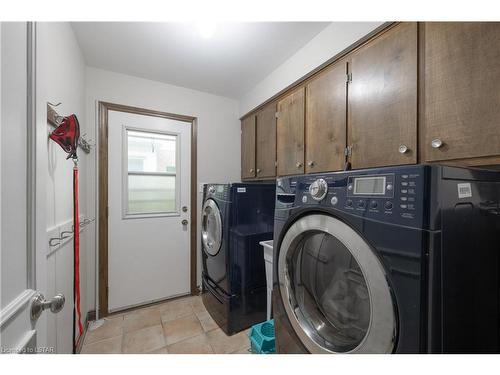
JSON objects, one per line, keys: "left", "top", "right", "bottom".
{"left": 107, "top": 110, "right": 191, "bottom": 312}
{"left": 1, "top": 22, "right": 59, "bottom": 354}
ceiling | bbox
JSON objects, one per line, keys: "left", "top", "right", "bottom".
{"left": 71, "top": 22, "right": 330, "bottom": 99}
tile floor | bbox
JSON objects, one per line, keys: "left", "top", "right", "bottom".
{"left": 80, "top": 295, "right": 251, "bottom": 354}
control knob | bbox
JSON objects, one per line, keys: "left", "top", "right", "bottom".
{"left": 309, "top": 178, "right": 328, "bottom": 201}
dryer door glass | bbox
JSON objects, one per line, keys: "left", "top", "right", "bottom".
{"left": 202, "top": 199, "right": 222, "bottom": 256}
{"left": 278, "top": 214, "right": 396, "bottom": 354}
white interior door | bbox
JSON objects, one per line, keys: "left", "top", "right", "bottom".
{"left": 1, "top": 22, "right": 56, "bottom": 354}
{"left": 108, "top": 110, "right": 191, "bottom": 312}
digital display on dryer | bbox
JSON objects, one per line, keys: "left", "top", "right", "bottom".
{"left": 353, "top": 176, "right": 386, "bottom": 195}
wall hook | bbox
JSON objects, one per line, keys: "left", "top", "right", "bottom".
{"left": 49, "top": 238, "right": 61, "bottom": 247}
{"left": 60, "top": 230, "right": 73, "bottom": 239}
{"left": 47, "top": 102, "right": 92, "bottom": 154}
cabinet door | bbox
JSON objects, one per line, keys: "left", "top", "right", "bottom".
{"left": 277, "top": 87, "right": 305, "bottom": 176}
{"left": 422, "top": 22, "right": 500, "bottom": 162}
{"left": 256, "top": 103, "right": 277, "bottom": 178}
{"left": 306, "top": 61, "right": 347, "bottom": 173}
{"left": 241, "top": 115, "right": 256, "bottom": 179}
{"left": 349, "top": 22, "right": 417, "bottom": 169}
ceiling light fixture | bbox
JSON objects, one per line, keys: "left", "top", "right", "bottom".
{"left": 195, "top": 21, "right": 216, "bottom": 39}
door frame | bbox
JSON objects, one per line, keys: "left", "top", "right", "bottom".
{"left": 97, "top": 101, "right": 198, "bottom": 317}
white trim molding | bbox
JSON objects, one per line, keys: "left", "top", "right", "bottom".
{"left": 0, "top": 289, "right": 37, "bottom": 329}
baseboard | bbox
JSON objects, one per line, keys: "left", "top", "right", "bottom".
{"left": 87, "top": 309, "right": 96, "bottom": 322}
{"left": 75, "top": 310, "right": 96, "bottom": 354}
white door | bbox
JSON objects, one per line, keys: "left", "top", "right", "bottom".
{"left": 108, "top": 110, "right": 191, "bottom": 312}
{"left": 1, "top": 22, "right": 59, "bottom": 354}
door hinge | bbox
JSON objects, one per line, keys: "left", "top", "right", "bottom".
{"left": 345, "top": 146, "right": 353, "bottom": 157}
{"left": 346, "top": 72, "right": 352, "bottom": 84}
{"left": 106, "top": 206, "right": 109, "bottom": 218}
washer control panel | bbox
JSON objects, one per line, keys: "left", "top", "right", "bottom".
{"left": 293, "top": 166, "right": 425, "bottom": 226}
{"left": 347, "top": 174, "right": 395, "bottom": 199}
{"left": 309, "top": 178, "right": 328, "bottom": 201}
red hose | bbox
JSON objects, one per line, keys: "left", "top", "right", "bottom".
{"left": 74, "top": 165, "right": 83, "bottom": 346}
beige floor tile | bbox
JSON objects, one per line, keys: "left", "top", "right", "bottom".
{"left": 123, "top": 324, "right": 166, "bottom": 354}
{"left": 190, "top": 296, "right": 207, "bottom": 314}
{"left": 147, "top": 346, "right": 169, "bottom": 354}
{"left": 206, "top": 328, "right": 250, "bottom": 354}
{"left": 124, "top": 306, "right": 162, "bottom": 333}
{"left": 159, "top": 297, "right": 194, "bottom": 323}
{"left": 162, "top": 314, "right": 204, "bottom": 345}
{"left": 84, "top": 317, "right": 124, "bottom": 345}
{"left": 81, "top": 335, "right": 122, "bottom": 354}
{"left": 230, "top": 347, "right": 252, "bottom": 354}
{"left": 196, "top": 310, "right": 219, "bottom": 332}
{"left": 167, "top": 333, "right": 214, "bottom": 354}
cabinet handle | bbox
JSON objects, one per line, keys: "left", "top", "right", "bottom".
{"left": 249, "top": 168, "right": 254, "bottom": 173}
{"left": 256, "top": 168, "right": 261, "bottom": 174}
{"left": 308, "top": 161, "right": 315, "bottom": 167}
{"left": 431, "top": 139, "right": 443, "bottom": 149}
{"left": 296, "top": 162, "right": 303, "bottom": 168}
{"left": 398, "top": 145, "right": 409, "bottom": 154}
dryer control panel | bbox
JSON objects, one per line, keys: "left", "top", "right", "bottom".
{"left": 204, "top": 184, "right": 231, "bottom": 201}
{"left": 290, "top": 166, "right": 427, "bottom": 227}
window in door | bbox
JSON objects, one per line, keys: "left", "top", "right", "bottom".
{"left": 124, "top": 128, "right": 179, "bottom": 217}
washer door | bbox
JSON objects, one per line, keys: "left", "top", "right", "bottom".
{"left": 278, "top": 214, "right": 396, "bottom": 353}
{"left": 201, "top": 199, "right": 223, "bottom": 256}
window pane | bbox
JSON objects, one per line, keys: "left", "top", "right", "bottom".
{"left": 127, "top": 130, "right": 176, "bottom": 173}
{"left": 128, "top": 175, "right": 176, "bottom": 214}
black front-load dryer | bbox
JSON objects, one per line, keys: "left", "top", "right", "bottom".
{"left": 273, "top": 165, "right": 500, "bottom": 353}
{"left": 201, "top": 183, "right": 276, "bottom": 335}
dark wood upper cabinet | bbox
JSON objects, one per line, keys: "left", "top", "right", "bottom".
{"left": 277, "top": 87, "right": 305, "bottom": 176}
{"left": 241, "top": 115, "right": 256, "bottom": 179}
{"left": 241, "top": 22, "right": 500, "bottom": 179}
{"left": 256, "top": 103, "right": 277, "bottom": 178}
{"left": 306, "top": 60, "right": 347, "bottom": 173}
{"left": 422, "top": 22, "right": 500, "bottom": 162}
{"left": 349, "top": 22, "right": 418, "bottom": 169}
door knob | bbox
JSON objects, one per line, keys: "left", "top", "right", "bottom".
{"left": 182, "top": 219, "right": 189, "bottom": 225}
{"left": 31, "top": 293, "right": 65, "bottom": 321}
{"left": 249, "top": 168, "right": 254, "bottom": 173}
{"left": 296, "top": 162, "right": 303, "bottom": 168}
{"left": 308, "top": 161, "right": 315, "bottom": 167}
{"left": 431, "top": 139, "right": 443, "bottom": 149}
{"left": 398, "top": 144, "right": 409, "bottom": 154}
{"left": 182, "top": 206, "right": 188, "bottom": 212}
{"left": 256, "top": 168, "right": 261, "bottom": 174}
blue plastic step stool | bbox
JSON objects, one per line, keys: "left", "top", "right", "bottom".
{"left": 249, "top": 319, "right": 275, "bottom": 354}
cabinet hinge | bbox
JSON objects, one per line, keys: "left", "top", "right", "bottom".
{"left": 345, "top": 146, "right": 353, "bottom": 157}
{"left": 346, "top": 72, "right": 352, "bottom": 84}
{"left": 275, "top": 112, "right": 280, "bottom": 119}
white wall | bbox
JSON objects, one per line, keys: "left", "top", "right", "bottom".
{"left": 85, "top": 67, "right": 241, "bottom": 311}
{"left": 36, "top": 22, "right": 91, "bottom": 353}
{"left": 239, "top": 22, "right": 384, "bottom": 116}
